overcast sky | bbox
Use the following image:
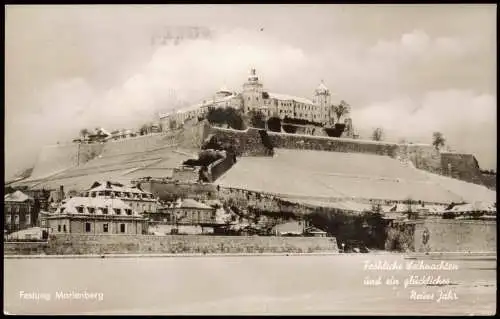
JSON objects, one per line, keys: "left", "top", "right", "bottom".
{"left": 5, "top": 4, "right": 497, "bottom": 178}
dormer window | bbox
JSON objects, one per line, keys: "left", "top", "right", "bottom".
{"left": 114, "top": 208, "right": 121, "bottom": 215}
{"left": 102, "top": 207, "right": 109, "bottom": 215}
{"left": 88, "top": 207, "right": 95, "bottom": 214}
{"left": 76, "top": 206, "right": 84, "bottom": 214}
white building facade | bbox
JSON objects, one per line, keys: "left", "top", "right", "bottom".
{"left": 159, "top": 68, "right": 351, "bottom": 130}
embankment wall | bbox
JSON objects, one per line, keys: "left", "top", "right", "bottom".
{"left": 206, "top": 126, "right": 488, "bottom": 182}
{"left": 4, "top": 234, "right": 339, "bottom": 255}
{"left": 413, "top": 219, "right": 496, "bottom": 253}
{"left": 24, "top": 121, "right": 485, "bottom": 190}
{"left": 137, "top": 181, "right": 217, "bottom": 201}
{"left": 441, "top": 153, "right": 485, "bottom": 185}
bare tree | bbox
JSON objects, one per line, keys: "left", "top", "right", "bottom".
{"left": 432, "top": 132, "right": 445, "bottom": 151}
{"left": 79, "top": 128, "right": 90, "bottom": 138}
{"left": 372, "top": 128, "right": 384, "bottom": 141}
{"left": 333, "top": 100, "right": 350, "bottom": 122}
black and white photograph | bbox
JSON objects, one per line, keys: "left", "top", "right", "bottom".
{"left": 3, "top": 4, "right": 497, "bottom": 315}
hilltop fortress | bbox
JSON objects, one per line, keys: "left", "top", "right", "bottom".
{"left": 7, "top": 68, "right": 495, "bottom": 206}
{"left": 159, "top": 69, "right": 355, "bottom": 137}
{"left": 9, "top": 119, "right": 494, "bottom": 199}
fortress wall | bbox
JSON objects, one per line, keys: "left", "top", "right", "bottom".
{"left": 204, "top": 126, "right": 449, "bottom": 177}
{"left": 172, "top": 167, "right": 200, "bottom": 182}
{"left": 25, "top": 121, "right": 482, "bottom": 190}
{"left": 397, "top": 144, "right": 442, "bottom": 173}
{"left": 207, "top": 126, "right": 402, "bottom": 157}
{"left": 100, "top": 134, "right": 177, "bottom": 158}
{"left": 26, "top": 122, "right": 208, "bottom": 185}
{"left": 209, "top": 154, "right": 236, "bottom": 182}
{"left": 174, "top": 120, "right": 209, "bottom": 150}
{"left": 136, "top": 181, "right": 217, "bottom": 201}
{"left": 32, "top": 234, "right": 338, "bottom": 255}
{"left": 441, "top": 153, "right": 485, "bottom": 185}
{"left": 481, "top": 174, "right": 496, "bottom": 190}
{"left": 413, "top": 219, "right": 497, "bottom": 253}
{"left": 204, "top": 126, "right": 271, "bottom": 156}
{"left": 268, "top": 131, "right": 400, "bottom": 157}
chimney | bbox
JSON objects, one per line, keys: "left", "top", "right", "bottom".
{"left": 59, "top": 185, "right": 65, "bottom": 200}
{"left": 106, "top": 181, "right": 111, "bottom": 189}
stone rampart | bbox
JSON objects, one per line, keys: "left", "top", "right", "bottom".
{"left": 413, "top": 219, "right": 496, "bottom": 253}
{"left": 205, "top": 126, "right": 464, "bottom": 179}
{"left": 441, "top": 152, "right": 485, "bottom": 185}
{"left": 4, "top": 234, "right": 339, "bottom": 255}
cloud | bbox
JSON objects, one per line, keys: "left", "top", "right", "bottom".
{"left": 5, "top": 17, "right": 495, "bottom": 177}
{"left": 5, "top": 28, "right": 311, "bottom": 177}
{"left": 368, "top": 29, "right": 478, "bottom": 63}
{"left": 352, "top": 89, "right": 496, "bottom": 169}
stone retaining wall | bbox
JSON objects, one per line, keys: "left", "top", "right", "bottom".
{"left": 4, "top": 234, "right": 339, "bottom": 255}
{"left": 441, "top": 153, "right": 485, "bottom": 185}
{"left": 4, "top": 241, "right": 49, "bottom": 255}
{"left": 413, "top": 219, "right": 496, "bottom": 253}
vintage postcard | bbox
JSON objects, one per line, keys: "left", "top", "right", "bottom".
{"left": 4, "top": 4, "right": 496, "bottom": 316}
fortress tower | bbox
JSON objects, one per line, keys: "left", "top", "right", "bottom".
{"left": 313, "top": 81, "right": 332, "bottom": 124}
{"left": 242, "top": 68, "right": 264, "bottom": 113}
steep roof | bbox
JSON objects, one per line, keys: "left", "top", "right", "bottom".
{"left": 4, "top": 190, "right": 33, "bottom": 202}
{"left": 57, "top": 196, "right": 137, "bottom": 215}
{"left": 316, "top": 81, "right": 329, "bottom": 93}
{"left": 217, "top": 85, "right": 231, "bottom": 93}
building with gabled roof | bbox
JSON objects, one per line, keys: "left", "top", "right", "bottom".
{"left": 4, "top": 190, "right": 40, "bottom": 234}
{"left": 158, "top": 68, "right": 351, "bottom": 134}
{"left": 45, "top": 196, "right": 147, "bottom": 235}
{"left": 80, "top": 181, "right": 159, "bottom": 214}
{"left": 145, "top": 198, "right": 220, "bottom": 235}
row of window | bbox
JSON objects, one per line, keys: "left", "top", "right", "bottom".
{"left": 128, "top": 202, "right": 155, "bottom": 213}
{"left": 4, "top": 205, "right": 31, "bottom": 213}
{"left": 5, "top": 214, "right": 31, "bottom": 225}
{"left": 173, "top": 210, "right": 216, "bottom": 219}
{"left": 56, "top": 223, "right": 127, "bottom": 233}
{"left": 64, "top": 206, "right": 133, "bottom": 216}
{"left": 83, "top": 191, "right": 155, "bottom": 200}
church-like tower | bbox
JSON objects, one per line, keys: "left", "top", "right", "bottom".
{"left": 313, "top": 81, "right": 332, "bottom": 124}
{"left": 242, "top": 68, "right": 264, "bottom": 113}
